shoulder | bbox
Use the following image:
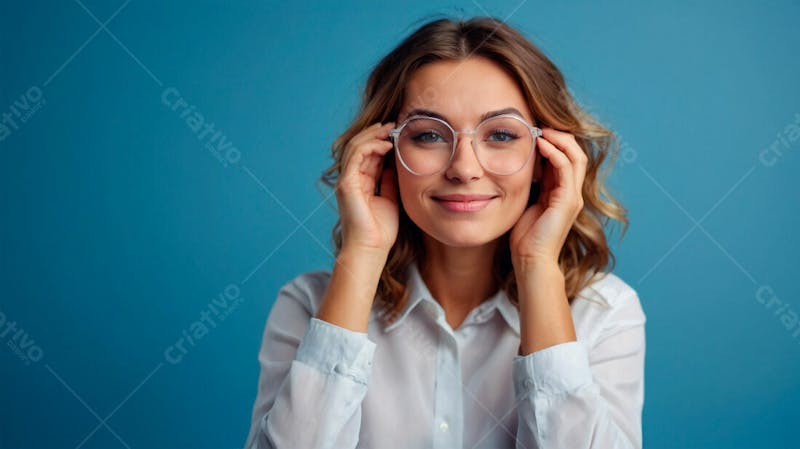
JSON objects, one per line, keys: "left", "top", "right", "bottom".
{"left": 274, "top": 268, "right": 333, "bottom": 316}
{"left": 570, "top": 270, "right": 646, "bottom": 355}
{"left": 573, "top": 270, "right": 646, "bottom": 325}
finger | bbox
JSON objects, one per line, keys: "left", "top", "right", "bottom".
{"left": 341, "top": 140, "right": 394, "bottom": 195}
{"left": 515, "top": 201, "right": 543, "bottom": 236}
{"left": 541, "top": 128, "right": 588, "bottom": 193}
{"left": 349, "top": 122, "right": 395, "bottom": 155}
{"left": 341, "top": 122, "right": 392, "bottom": 171}
{"left": 343, "top": 141, "right": 391, "bottom": 199}
{"left": 342, "top": 122, "right": 394, "bottom": 172}
{"left": 360, "top": 140, "right": 394, "bottom": 182}
{"left": 536, "top": 136, "right": 575, "bottom": 201}
{"left": 341, "top": 123, "right": 380, "bottom": 171}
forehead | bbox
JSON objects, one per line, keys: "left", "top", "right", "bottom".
{"left": 399, "top": 56, "right": 532, "bottom": 124}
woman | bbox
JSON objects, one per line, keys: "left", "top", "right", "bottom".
{"left": 245, "top": 16, "right": 646, "bottom": 449}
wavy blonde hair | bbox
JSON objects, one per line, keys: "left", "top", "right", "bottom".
{"left": 319, "top": 16, "right": 628, "bottom": 326}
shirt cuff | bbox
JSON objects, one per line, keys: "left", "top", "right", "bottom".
{"left": 295, "top": 317, "right": 377, "bottom": 386}
{"left": 512, "top": 340, "right": 593, "bottom": 397}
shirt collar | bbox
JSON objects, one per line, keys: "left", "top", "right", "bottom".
{"left": 382, "top": 259, "right": 520, "bottom": 336}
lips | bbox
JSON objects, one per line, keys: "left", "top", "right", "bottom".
{"left": 432, "top": 194, "right": 497, "bottom": 201}
{"left": 432, "top": 194, "right": 498, "bottom": 212}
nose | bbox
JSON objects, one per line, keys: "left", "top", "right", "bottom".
{"left": 444, "top": 132, "right": 483, "bottom": 182}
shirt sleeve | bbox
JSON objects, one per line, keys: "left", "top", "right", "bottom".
{"left": 512, "top": 289, "right": 647, "bottom": 449}
{"left": 243, "top": 274, "right": 377, "bottom": 449}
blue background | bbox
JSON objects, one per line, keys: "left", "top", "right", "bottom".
{"left": 2, "top": 1, "right": 799, "bottom": 448}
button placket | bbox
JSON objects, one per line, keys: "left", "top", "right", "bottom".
{"left": 432, "top": 327, "right": 463, "bottom": 449}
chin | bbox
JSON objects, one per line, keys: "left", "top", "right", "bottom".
{"left": 422, "top": 221, "right": 506, "bottom": 248}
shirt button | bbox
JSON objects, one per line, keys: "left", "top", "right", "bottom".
{"left": 439, "top": 421, "right": 449, "bottom": 432}
{"left": 334, "top": 363, "right": 347, "bottom": 375}
{"left": 523, "top": 378, "right": 534, "bottom": 389}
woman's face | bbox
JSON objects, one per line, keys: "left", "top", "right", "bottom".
{"left": 395, "top": 56, "right": 539, "bottom": 248}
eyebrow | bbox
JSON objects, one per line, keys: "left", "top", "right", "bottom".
{"left": 399, "top": 107, "right": 527, "bottom": 124}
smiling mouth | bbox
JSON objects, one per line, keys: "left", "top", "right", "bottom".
{"left": 432, "top": 197, "right": 497, "bottom": 212}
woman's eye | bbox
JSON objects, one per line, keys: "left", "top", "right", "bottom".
{"left": 488, "top": 130, "right": 519, "bottom": 142}
{"left": 412, "top": 132, "right": 446, "bottom": 143}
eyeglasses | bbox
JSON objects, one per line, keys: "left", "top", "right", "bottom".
{"left": 389, "top": 113, "right": 542, "bottom": 176}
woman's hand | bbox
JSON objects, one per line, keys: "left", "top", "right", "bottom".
{"left": 510, "top": 128, "right": 588, "bottom": 270}
{"left": 335, "top": 121, "right": 400, "bottom": 256}
{"left": 316, "top": 122, "right": 398, "bottom": 332}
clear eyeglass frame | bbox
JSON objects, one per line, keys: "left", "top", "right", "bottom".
{"left": 388, "top": 113, "right": 543, "bottom": 176}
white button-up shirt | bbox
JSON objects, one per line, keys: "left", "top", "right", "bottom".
{"left": 244, "top": 259, "right": 646, "bottom": 449}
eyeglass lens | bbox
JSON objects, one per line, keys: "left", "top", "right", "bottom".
{"left": 395, "top": 116, "right": 536, "bottom": 176}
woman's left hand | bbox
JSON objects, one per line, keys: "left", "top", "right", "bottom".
{"left": 510, "top": 128, "right": 588, "bottom": 269}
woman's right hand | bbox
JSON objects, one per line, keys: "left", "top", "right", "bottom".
{"left": 335, "top": 121, "right": 400, "bottom": 256}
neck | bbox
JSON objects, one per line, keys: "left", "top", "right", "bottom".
{"left": 419, "top": 234, "right": 501, "bottom": 329}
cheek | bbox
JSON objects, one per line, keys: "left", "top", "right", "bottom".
{"left": 396, "top": 168, "right": 411, "bottom": 197}
{"left": 500, "top": 181, "right": 534, "bottom": 217}
{"left": 511, "top": 184, "right": 533, "bottom": 208}
{"left": 396, "top": 170, "right": 425, "bottom": 207}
